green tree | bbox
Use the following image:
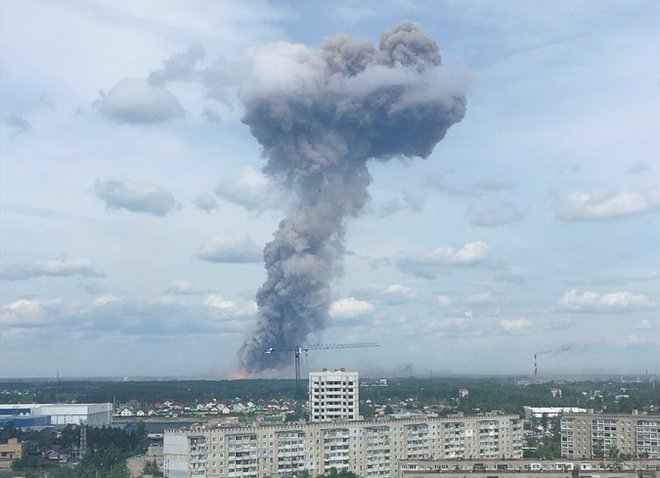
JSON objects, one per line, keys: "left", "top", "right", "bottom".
{"left": 541, "top": 412, "right": 549, "bottom": 431}
{"left": 144, "top": 460, "right": 163, "bottom": 477}
{"left": 317, "top": 468, "right": 361, "bottom": 478}
{"left": 571, "top": 465, "right": 580, "bottom": 478}
{"left": 0, "top": 422, "right": 22, "bottom": 442}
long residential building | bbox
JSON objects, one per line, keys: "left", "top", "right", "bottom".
{"left": 399, "top": 458, "right": 660, "bottom": 478}
{"left": 163, "top": 413, "right": 522, "bottom": 478}
{"left": 561, "top": 412, "right": 660, "bottom": 459}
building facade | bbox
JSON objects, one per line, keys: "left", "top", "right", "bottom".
{"left": 308, "top": 369, "right": 359, "bottom": 422}
{"left": 0, "top": 403, "right": 113, "bottom": 428}
{"left": 0, "top": 438, "right": 23, "bottom": 469}
{"left": 399, "top": 458, "right": 660, "bottom": 478}
{"left": 163, "top": 414, "right": 523, "bottom": 478}
{"left": 561, "top": 412, "right": 660, "bottom": 459}
{"left": 523, "top": 407, "right": 587, "bottom": 421}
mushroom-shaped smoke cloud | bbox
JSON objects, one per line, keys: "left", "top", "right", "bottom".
{"left": 239, "top": 22, "right": 467, "bottom": 372}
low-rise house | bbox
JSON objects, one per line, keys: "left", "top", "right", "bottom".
{"left": 0, "top": 438, "right": 23, "bottom": 469}
{"left": 42, "top": 448, "right": 72, "bottom": 463}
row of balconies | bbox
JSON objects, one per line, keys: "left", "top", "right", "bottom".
{"left": 278, "top": 464, "right": 305, "bottom": 470}
{"left": 275, "top": 452, "right": 305, "bottom": 458}
{"left": 311, "top": 389, "right": 356, "bottom": 393}
{"left": 227, "top": 444, "right": 258, "bottom": 450}
{"left": 277, "top": 456, "right": 305, "bottom": 463}
{"left": 325, "top": 446, "right": 350, "bottom": 452}
{"left": 228, "top": 458, "right": 258, "bottom": 465}
{"left": 323, "top": 437, "right": 350, "bottom": 443}
{"left": 227, "top": 435, "right": 258, "bottom": 441}
{"left": 277, "top": 442, "right": 305, "bottom": 448}
{"left": 366, "top": 445, "right": 389, "bottom": 451}
{"left": 367, "top": 459, "right": 391, "bottom": 464}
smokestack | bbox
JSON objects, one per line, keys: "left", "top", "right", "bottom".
{"left": 238, "top": 22, "right": 467, "bottom": 372}
{"left": 534, "top": 344, "right": 575, "bottom": 381}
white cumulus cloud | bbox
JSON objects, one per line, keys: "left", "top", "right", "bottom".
{"left": 0, "top": 257, "right": 103, "bottom": 281}
{"left": 557, "top": 186, "right": 660, "bottom": 221}
{"left": 95, "top": 178, "right": 176, "bottom": 216}
{"left": 149, "top": 45, "right": 205, "bottom": 85}
{"left": 561, "top": 289, "right": 656, "bottom": 313}
{"left": 203, "top": 294, "right": 257, "bottom": 316}
{"left": 0, "top": 298, "right": 63, "bottom": 327}
{"left": 95, "top": 78, "right": 184, "bottom": 124}
{"left": 93, "top": 294, "right": 120, "bottom": 306}
{"left": 499, "top": 318, "right": 532, "bottom": 333}
{"left": 195, "top": 233, "right": 262, "bottom": 263}
{"left": 380, "top": 284, "right": 414, "bottom": 304}
{"left": 430, "top": 241, "right": 490, "bottom": 264}
{"left": 330, "top": 297, "right": 374, "bottom": 318}
{"left": 215, "top": 166, "right": 279, "bottom": 211}
{"left": 193, "top": 192, "right": 219, "bottom": 213}
{"left": 396, "top": 241, "right": 491, "bottom": 279}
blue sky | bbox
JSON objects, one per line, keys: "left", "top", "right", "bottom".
{"left": 1, "top": 0, "right": 659, "bottom": 378}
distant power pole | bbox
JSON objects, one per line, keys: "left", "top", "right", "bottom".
{"left": 79, "top": 422, "right": 87, "bottom": 461}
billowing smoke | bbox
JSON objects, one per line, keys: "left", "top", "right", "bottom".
{"left": 537, "top": 343, "right": 576, "bottom": 357}
{"left": 238, "top": 22, "right": 467, "bottom": 372}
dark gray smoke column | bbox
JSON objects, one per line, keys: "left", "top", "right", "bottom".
{"left": 239, "top": 22, "right": 467, "bottom": 372}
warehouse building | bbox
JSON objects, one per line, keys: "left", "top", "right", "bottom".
{"left": 522, "top": 406, "right": 587, "bottom": 420}
{"left": 0, "top": 403, "right": 113, "bottom": 428}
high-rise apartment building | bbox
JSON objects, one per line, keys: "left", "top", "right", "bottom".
{"left": 308, "top": 369, "right": 359, "bottom": 422}
{"left": 163, "top": 413, "right": 523, "bottom": 478}
{"left": 561, "top": 412, "right": 660, "bottom": 459}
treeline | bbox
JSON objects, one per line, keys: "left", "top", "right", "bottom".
{"left": 361, "top": 377, "right": 660, "bottom": 415}
{"left": 1, "top": 377, "right": 659, "bottom": 415}
{"left": 0, "top": 379, "right": 297, "bottom": 404}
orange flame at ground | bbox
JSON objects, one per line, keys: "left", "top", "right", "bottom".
{"left": 231, "top": 369, "right": 250, "bottom": 379}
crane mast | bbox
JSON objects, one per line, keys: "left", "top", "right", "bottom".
{"left": 264, "top": 342, "right": 379, "bottom": 401}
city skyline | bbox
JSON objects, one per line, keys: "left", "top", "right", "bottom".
{"left": 1, "top": 1, "right": 659, "bottom": 377}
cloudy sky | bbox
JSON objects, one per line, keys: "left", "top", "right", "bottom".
{"left": 1, "top": 0, "right": 659, "bottom": 378}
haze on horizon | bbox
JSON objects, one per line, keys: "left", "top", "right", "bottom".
{"left": 0, "top": 0, "right": 659, "bottom": 379}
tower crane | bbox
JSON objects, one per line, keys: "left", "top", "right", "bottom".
{"left": 264, "top": 342, "right": 379, "bottom": 401}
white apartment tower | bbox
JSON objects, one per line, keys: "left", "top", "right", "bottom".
{"left": 308, "top": 368, "right": 359, "bottom": 422}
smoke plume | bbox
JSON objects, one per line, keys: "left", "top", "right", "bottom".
{"left": 238, "top": 22, "right": 467, "bottom": 372}
{"left": 537, "top": 343, "right": 576, "bottom": 356}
